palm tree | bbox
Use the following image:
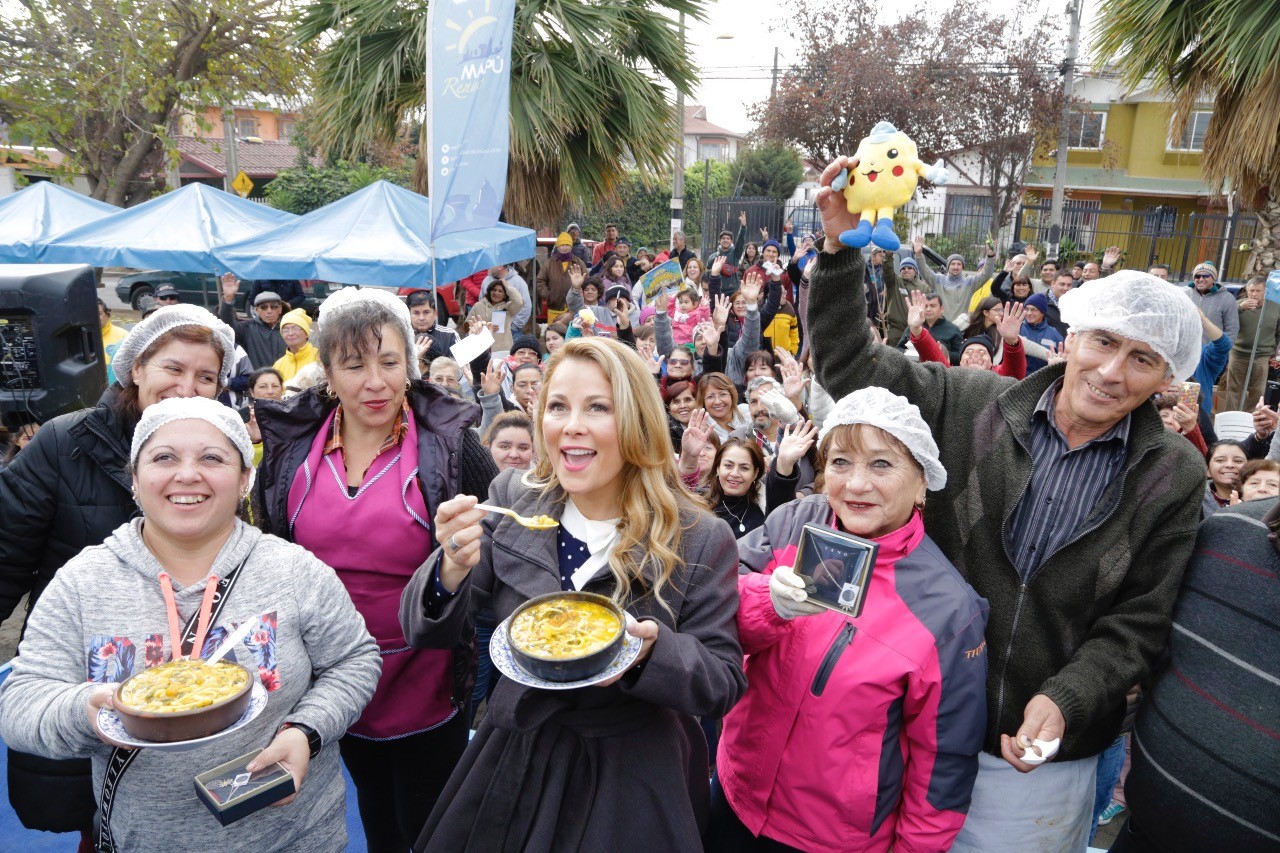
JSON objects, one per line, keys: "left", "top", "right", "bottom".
{"left": 1095, "top": 0, "right": 1280, "bottom": 275}
{"left": 296, "top": 0, "right": 703, "bottom": 226}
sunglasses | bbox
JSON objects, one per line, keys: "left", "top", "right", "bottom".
{"left": 1193, "top": 273, "right": 1213, "bottom": 279}
{"left": 157, "top": 295, "right": 180, "bottom": 301}
{"left": 668, "top": 358, "right": 692, "bottom": 366}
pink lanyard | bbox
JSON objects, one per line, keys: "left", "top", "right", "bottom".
{"left": 158, "top": 572, "right": 220, "bottom": 661}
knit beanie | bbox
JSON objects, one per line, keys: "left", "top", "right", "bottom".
{"left": 280, "top": 307, "right": 312, "bottom": 338}
{"left": 962, "top": 334, "right": 996, "bottom": 358}
{"left": 639, "top": 306, "right": 657, "bottom": 324}
{"left": 1193, "top": 261, "right": 1217, "bottom": 279}
{"left": 762, "top": 239, "right": 782, "bottom": 254}
{"left": 510, "top": 334, "right": 541, "bottom": 358}
{"left": 898, "top": 257, "right": 918, "bottom": 272}
{"left": 555, "top": 231, "right": 572, "bottom": 248}
{"left": 1024, "top": 293, "right": 1049, "bottom": 315}
{"left": 946, "top": 254, "right": 965, "bottom": 267}
{"left": 112, "top": 304, "right": 237, "bottom": 388}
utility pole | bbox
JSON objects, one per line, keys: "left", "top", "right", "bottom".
{"left": 670, "top": 12, "right": 686, "bottom": 249}
{"left": 770, "top": 47, "right": 780, "bottom": 101}
{"left": 1047, "top": 0, "right": 1082, "bottom": 257}
{"left": 222, "top": 104, "right": 240, "bottom": 195}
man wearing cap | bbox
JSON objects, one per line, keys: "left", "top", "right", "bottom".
{"left": 1020, "top": 293, "right": 1065, "bottom": 373}
{"left": 273, "top": 307, "right": 319, "bottom": 382}
{"left": 219, "top": 272, "right": 286, "bottom": 369}
{"left": 911, "top": 241, "right": 997, "bottom": 321}
{"left": 880, "top": 255, "right": 931, "bottom": 345}
{"left": 152, "top": 283, "right": 182, "bottom": 306}
{"left": 1185, "top": 260, "right": 1240, "bottom": 348}
{"left": 810, "top": 158, "right": 1206, "bottom": 851}
{"left": 537, "top": 233, "right": 587, "bottom": 325}
{"left": 566, "top": 222, "right": 590, "bottom": 265}
{"left": 482, "top": 263, "right": 531, "bottom": 334}
{"left": 591, "top": 223, "right": 619, "bottom": 267}
{"left": 709, "top": 211, "right": 749, "bottom": 297}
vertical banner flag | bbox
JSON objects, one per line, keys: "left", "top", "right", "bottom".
{"left": 426, "top": 0, "right": 517, "bottom": 241}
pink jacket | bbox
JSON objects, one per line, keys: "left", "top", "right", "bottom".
{"left": 718, "top": 495, "right": 989, "bottom": 852}
{"left": 667, "top": 300, "right": 710, "bottom": 346}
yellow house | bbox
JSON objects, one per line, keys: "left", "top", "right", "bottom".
{"left": 1020, "top": 76, "right": 1246, "bottom": 278}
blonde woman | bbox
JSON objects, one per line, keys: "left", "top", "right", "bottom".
{"left": 400, "top": 337, "right": 746, "bottom": 852}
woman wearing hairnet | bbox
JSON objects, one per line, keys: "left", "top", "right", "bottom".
{"left": 0, "top": 304, "right": 237, "bottom": 843}
{"left": 708, "top": 387, "right": 990, "bottom": 852}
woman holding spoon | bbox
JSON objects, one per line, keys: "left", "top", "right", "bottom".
{"left": 0, "top": 396, "right": 380, "bottom": 851}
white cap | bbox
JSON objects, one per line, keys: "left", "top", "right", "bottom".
{"left": 1058, "top": 271, "right": 1202, "bottom": 382}
{"left": 818, "top": 387, "right": 946, "bottom": 491}
{"left": 318, "top": 287, "right": 420, "bottom": 379}
{"left": 130, "top": 397, "right": 255, "bottom": 491}
{"left": 112, "top": 304, "right": 237, "bottom": 387}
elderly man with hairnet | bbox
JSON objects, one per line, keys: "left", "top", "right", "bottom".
{"left": 803, "top": 157, "right": 1207, "bottom": 852}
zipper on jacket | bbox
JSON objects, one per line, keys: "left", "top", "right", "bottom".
{"left": 994, "top": 583, "right": 1028, "bottom": 739}
{"left": 811, "top": 623, "right": 856, "bottom": 697}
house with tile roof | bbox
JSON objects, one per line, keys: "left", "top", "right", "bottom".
{"left": 173, "top": 102, "right": 320, "bottom": 197}
{"left": 681, "top": 105, "right": 745, "bottom": 168}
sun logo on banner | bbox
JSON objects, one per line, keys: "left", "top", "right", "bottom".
{"left": 441, "top": 0, "right": 507, "bottom": 98}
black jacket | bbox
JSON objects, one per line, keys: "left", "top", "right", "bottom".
{"left": 0, "top": 404, "right": 137, "bottom": 622}
{"left": 219, "top": 298, "right": 285, "bottom": 370}
{"left": 253, "top": 380, "right": 498, "bottom": 706}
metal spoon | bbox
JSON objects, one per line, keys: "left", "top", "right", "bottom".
{"left": 204, "top": 618, "right": 257, "bottom": 666}
{"left": 475, "top": 504, "right": 559, "bottom": 530}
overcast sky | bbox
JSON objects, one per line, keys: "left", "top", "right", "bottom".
{"left": 685, "top": 0, "right": 1106, "bottom": 135}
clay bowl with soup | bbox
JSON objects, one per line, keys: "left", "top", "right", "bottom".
{"left": 506, "top": 591, "right": 627, "bottom": 682}
{"left": 112, "top": 659, "right": 254, "bottom": 742}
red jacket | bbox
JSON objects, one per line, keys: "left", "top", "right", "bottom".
{"left": 912, "top": 328, "right": 1027, "bottom": 380}
{"left": 720, "top": 495, "right": 989, "bottom": 852}
{"left": 460, "top": 271, "right": 488, "bottom": 308}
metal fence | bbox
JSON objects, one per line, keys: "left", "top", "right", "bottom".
{"left": 702, "top": 195, "right": 1262, "bottom": 281}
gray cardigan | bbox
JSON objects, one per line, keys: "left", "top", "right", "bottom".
{"left": 400, "top": 467, "right": 745, "bottom": 850}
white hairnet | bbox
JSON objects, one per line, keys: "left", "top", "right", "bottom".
{"left": 818, "top": 386, "right": 946, "bottom": 491}
{"left": 319, "top": 286, "right": 420, "bottom": 378}
{"left": 1057, "top": 272, "right": 1202, "bottom": 381}
{"left": 112, "top": 304, "right": 237, "bottom": 387}
{"left": 130, "top": 397, "right": 255, "bottom": 491}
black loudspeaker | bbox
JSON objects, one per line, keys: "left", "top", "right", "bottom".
{"left": 0, "top": 264, "right": 105, "bottom": 426}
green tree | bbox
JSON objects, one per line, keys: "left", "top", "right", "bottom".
{"left": 1095, "top": 0, "right": 1280, "bottom": 275}
{"left": 265, "top": 161, "right": 414, "bottom": 214}
{"left": 296, "top": 0, "right": 703, "bottom": 227}
{"left": 0, "top": 0, "right": 307, "bottom": 207}
{"left": 734, "top": 143, "right": 804, "bottom": 199}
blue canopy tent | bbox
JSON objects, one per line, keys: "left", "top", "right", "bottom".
{"left": 0, "top": 182, "right": 117, "bottom": 263}
{"left": 36, "top": 182, "right": 295, "bottom": 273}
{"left": 212, "top": 180, "right": 536, "bottom": 288}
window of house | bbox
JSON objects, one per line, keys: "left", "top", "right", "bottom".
{"left": 1169, "top": 111, "right": 1211, "bottom": 151}
{"left": 1067, "top": 111, "right": 1105, "bottom": 148}
{"left": 943, "top": 194, "right": 993, "bottom": 238}
{"left": 234, "top": 117, "right": 258, "bottom": 139}
{"left": 279, "top": 120, "right": 296, "bottom": 143}
{"left": 697, "top": 140, "right": 728, "bottom": 162}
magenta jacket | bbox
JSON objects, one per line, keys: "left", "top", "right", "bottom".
{"left": 718, "top": 494, "right": 989, "bottom": 852}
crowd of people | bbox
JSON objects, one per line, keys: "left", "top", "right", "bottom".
{"left": 0, "top": 158, "right": 1276, "bottom": 853}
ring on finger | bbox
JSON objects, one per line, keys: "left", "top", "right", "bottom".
{"left": 448, "top": 533, "right": 462, "bottom": 553}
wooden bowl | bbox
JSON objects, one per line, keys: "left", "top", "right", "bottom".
{"left": 113, "top": 661, "right": 253, "bottom": 743}
{"left": 506, "top": 591, "right": 626, "bottom": 683}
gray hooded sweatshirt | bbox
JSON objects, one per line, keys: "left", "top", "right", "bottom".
{"left": 914, "top": 253, "right": 997, "bottom": 321}
{"left": 0, "top": 519, "right": 381, "bottom": 852}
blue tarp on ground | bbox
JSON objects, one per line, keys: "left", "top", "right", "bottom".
{"left": 0, "top": 183, "right": 117, "bottom": 263}
{"left": 213, "top": 180, "right": 536, "bottom": 288}
{"left": 36, "top": 183, "right": 295, "bottom": 274}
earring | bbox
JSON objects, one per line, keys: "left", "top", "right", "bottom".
{"left": 321, "top": 384, "right": 337, "bottom": 401}
{"left": 405, "top": 378, "right": 413, "bottom": 392}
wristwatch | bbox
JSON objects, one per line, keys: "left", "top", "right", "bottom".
{"left": 278, "top": 721, "right": 322, "bottom": 758}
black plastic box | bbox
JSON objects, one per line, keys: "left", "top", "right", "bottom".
{"left": 193, "top": 748, "right": 295, "bottom": 826}
{"left": 794, "top": 524, "right": 879, "bottom": 617}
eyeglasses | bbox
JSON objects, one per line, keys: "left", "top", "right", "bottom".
{"left": 668, "top": 358, "right": 692, "bottom": 367}
{"left": 1193, "top": 273, "right": 1213, "bottom": 279}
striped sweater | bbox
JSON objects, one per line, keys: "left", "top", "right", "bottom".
{"left": 1124, "top": 498, "right": 1280, "bottom": 850}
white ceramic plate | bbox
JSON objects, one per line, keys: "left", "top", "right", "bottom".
{"left": 490, "top": 615, "right": 642, "bottom": 691}
{"left": 97, "top": 680, "right": 268, "bottom": 752}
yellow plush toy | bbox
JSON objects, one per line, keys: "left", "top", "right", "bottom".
{"left": 830, "top": 121, "right": 947, "bottom": 251}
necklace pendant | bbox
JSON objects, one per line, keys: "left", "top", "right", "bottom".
{"left": 739, "top": 522, "right": 746, "bottom": 533}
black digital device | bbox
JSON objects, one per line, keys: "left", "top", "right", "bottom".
{"left": 1266, "top": 380, "right": 1280, "bottom": 411}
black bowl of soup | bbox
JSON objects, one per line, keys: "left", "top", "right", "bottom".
{"left": 506, "top": 591, "right": 627, "bottom": 683}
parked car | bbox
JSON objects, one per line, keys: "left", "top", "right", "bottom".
{"left": 115, "top": 270, "right": 329, "bottom": 315}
